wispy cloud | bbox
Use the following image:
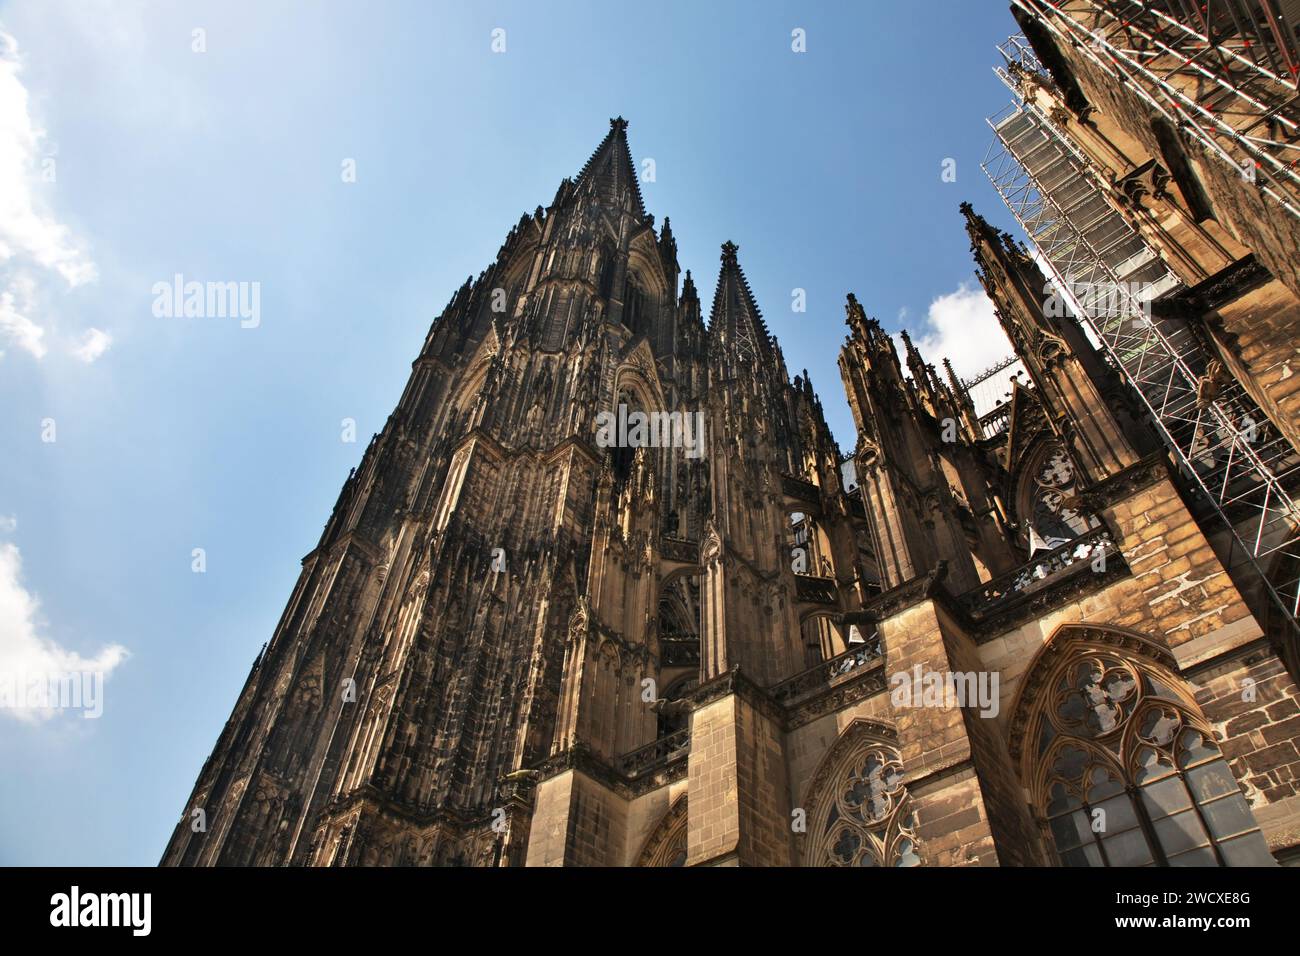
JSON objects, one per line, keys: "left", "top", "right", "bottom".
{"left": 71, "top": 326, "right": 111, "bottom": 363}
{"left": 0, "top": 272, "right": 44, "bottom": 358}
{"left": 0, "top": 534, "right": 128, "bottom": 723}
{"left": 0, "top": 27, "right": 98, "bottom": 361}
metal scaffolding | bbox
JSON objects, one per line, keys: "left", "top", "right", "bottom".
{"left": 983, "top": 34, "right": 1300, "bottom": 645}
{"left": 1010, "top": 0, "right": 1300, "bottom": 220}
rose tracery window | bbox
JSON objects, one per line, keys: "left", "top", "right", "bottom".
{"left": 1035, "top": 652, "right": 1274, "bottom": 867}
{"left": 1019, "top": 442, "right": 1098, "bottom": 553}
{"left": 808, "top": 735, "right": 921, "bottom": 868}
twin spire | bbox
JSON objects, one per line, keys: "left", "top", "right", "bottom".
{"left": 568, "top": 123, "right": 1004, "bottom": 374}
{"left": 573, "top": 119, "right": 772, "bottom": 361}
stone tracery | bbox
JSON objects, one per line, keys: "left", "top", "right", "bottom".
{"left": 1016, "top": 629, "right": 1275, "bottom": 867}
{"left": 803, "top": 722, "right": 922, "bottom": 868}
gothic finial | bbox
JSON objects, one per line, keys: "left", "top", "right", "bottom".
{"left": 943, "top": 357, "right": 966, "bottom": 396}
{"left": 844, "top": 292, "right": 866, "bottom": 330}
{"left": 679, "top": 268, "right": 698, "bottom": 306}
{"left": 961, "top": 202, "right": 1001, "bottom": 251}
{"left": 720, "top": 240, "right": 739, "bottom": 262}
{"left": 900, "top": 329, "right": 929, "bottom": 383}
{"left": 610, "top": 116, "right": 628, "bottom": 132}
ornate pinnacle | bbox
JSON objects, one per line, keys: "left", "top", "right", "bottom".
{"left": 845, "top": 292, "right": 862, "bottom": 324}
{"left": 681, "top": 269, "right": 697, "bottom": 298}
{"left": 943, "top": 358, "right": 970, "bottom": 404}
{"left": 844, "top": 292, "right": 877, "bottom": 336}
{"left": 960, "top": 201, "right": 1000, "bottom": 252}
{"left": 720, "top": 240, "right": 739, "bottom": 262}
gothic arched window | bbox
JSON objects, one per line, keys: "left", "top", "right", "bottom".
{"left": 637, "top": 797, "right": 688, "bottom": 867}
{"left": 623, "top": 272, "right": 648, "bottom": 337}
{"left": 608, "top": 384, "right": 646, "bottom": 483}
{"left": 804, "top": 724, "right": 921, "bottom": 867}
{"left": 597, "top": 242, "right": 618, "bottom": 301}
{"left": 1022, "top": 639, "right": 1275, "bottom": 867}
{"left": 540, "top": 289, "right": 576, "bottom": 352}
{"left": 1016, "top": 441, "right": 1097, "bottom": 553}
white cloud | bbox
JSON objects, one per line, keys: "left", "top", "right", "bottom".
{"left": 0, "top": 515, "right": 16, "bottom": 533}
{"left": 71, "top": 326, "right": 111, "bottom": 363}
{"left": 0, "top": 28, "right": 97, "bottom": 361}
{"left": 903, "top": 282, "right": 1016, "bottom": 381}
{"left": 0, "top": 272, "right": 44, "bottom": 358}
{"left": 0, "top": 540, "right": 128, "bottom": 723}
{"left": 0, "top": 30, "right": 95, "bottom": 285}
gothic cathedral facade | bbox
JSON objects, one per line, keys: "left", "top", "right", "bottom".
{"left": 163, "top": 105, "right": 1300, "bottom": 866}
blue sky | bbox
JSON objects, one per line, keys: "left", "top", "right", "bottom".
{"left": 0, "top": 0, "right": 1022, "bottom": 865}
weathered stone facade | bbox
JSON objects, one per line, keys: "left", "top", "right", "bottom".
{"left": 163, "top": 18, "right": 1300, "bottom": 865}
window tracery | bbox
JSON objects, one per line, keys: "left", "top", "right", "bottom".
{"left": 805, "top": 724, "right": 922, "bottom": 867}
{"left": 637, "top": 797, "right": 688, "bottom": 867}
{"left": 1016, "top": 441, "right": 1097, "bottom": 552}
{"left": 1026, "top": 645, "right": 1275, "bottom": 867}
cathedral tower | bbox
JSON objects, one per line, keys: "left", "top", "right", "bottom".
{"left": 162, "top": 119, "right": 865, "bottom": 867}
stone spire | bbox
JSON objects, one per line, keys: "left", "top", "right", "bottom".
{"left": 570, "top": 115, "right": 647, "bottom": 219}
{"left": 708, "top": 241, "right": 772, "bottom": 364}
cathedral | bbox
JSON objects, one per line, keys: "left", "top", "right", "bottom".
{"left": 162, "top": 5, "right": 1300, "bottom": 869}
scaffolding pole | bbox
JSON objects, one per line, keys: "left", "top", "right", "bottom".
{"left": 983, "top": 37, "right": 1300, "bottom": 645}
{"left": 1012, "top": 0, "right": 1300, "bottom": 220}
